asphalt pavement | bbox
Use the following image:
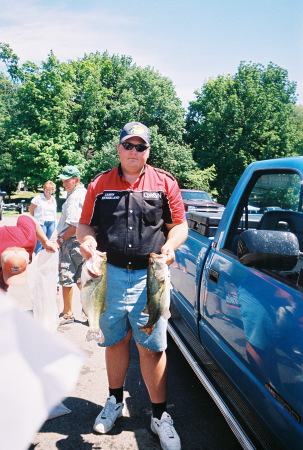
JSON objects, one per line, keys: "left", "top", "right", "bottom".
{"left": 3, "top": 214, "right": 242, "bottom": 450}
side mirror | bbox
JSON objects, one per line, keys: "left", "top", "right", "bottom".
{"left": 237, "top": 230, "right": 300, "bottom": 271}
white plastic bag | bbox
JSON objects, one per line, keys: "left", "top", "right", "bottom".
{"left": 0, "top": 290, "right": 86, "bottom": 450}
{"left": 27, "top": 249, "right": 59, "bottom": 332}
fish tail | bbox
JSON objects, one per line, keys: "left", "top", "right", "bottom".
{"left": 86, "top": 329, "right": 104, "bottom": 343}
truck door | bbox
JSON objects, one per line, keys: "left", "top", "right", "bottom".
{"left": 170, "top": 228, "right": 211, "bottom": 339}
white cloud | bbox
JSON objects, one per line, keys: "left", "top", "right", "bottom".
{"left": 0, "top": 0, "right": 301, "bottom": 108}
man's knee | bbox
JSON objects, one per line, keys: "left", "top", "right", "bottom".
{"left": 136, "top": 343, "right": 165, "bottom": 358}
{"left": 109, "top": 329, "right": 132, "bottom": 349}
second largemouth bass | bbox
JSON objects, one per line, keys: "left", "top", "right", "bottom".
{"left": 140, "top": 253, "right": 171, "bottom": 335}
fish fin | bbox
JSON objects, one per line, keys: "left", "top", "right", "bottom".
{"left": 86, "top": 329, "right": 104, "bottom": 343}
{"left": 81, "top": 309, "right": 88, "bottom": 322}
{"left": 101, "top": 300, "right": 107, "bottom": 314}
{"left": 139, "top": 325, "right": 155, "bottom": 336}
{"left": 142, "top": 304, "right": 149, "bottom": 314}
{"left": 163, "top": 307, "right": 171, "bottom": 320}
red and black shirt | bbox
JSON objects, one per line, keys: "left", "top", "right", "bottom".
{"left": 79, "top": 164, "right": 186, "bottom": 269}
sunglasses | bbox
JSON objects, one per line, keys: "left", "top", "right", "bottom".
{"left": 120, "top": 142, "right": 149, "bottom": 153}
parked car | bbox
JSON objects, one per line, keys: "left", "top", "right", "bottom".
{"left": 247, "top": 204, "right": 260, "bottom": 213}
{"left": 0, "top": 191, "right": 7, "bottom": 221}
{"left": 181, "top": 189, "right": 224, "bottom": 213}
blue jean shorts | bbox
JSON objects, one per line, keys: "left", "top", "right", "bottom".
{"left": 99, "top": 263, "right": 169, "bottom": 351}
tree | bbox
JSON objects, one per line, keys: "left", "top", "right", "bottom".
{"left": 186, "top": 62, "right": 298, "bottom": 203}
{"left": 2, "top": 50, "right": 86, "bottom": 190}
{"left": 0, "top": 71, "right": 19, "bottom": 194}
{"left": 0, "top": 42, "right": 21, "bottom": 83}
{"left": 291, "top": 104, "right": 303, "bottom": 155}
{"left": 0, "top": 44, "right": 214, "bottom": 192}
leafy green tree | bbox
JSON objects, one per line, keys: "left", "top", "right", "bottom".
{"left": 2, "top": 50, "right": 86, "bottom": 189}
{"left": 0, "top": 44, "right": 214, "bottom": 193}
{"left": 291, "top": 105, "right": 303, "bottom": 155}
{"left": 186, "top": 62, "right": 298, "bottom": 203}
{"left": 0, "top": 70, "right": 20, "bottom": 194}
{"left": 0, "top": 42, "right": 21, "bottom": 83}
{"left": 0, "top": 151, "right": 18, "bottom": 197}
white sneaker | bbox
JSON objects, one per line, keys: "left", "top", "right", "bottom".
{"left": 151, "top": 412, "right": 181, "bottom": 450}
{"left": 93, "top": 396, "right": 123, "bottom": 434}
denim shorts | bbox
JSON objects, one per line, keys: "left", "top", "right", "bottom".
{"left": 99, "top": 263, "right": 169, "bottom": 351}
{"left": 59, "top": 237, "right": 84, "bottom": 286}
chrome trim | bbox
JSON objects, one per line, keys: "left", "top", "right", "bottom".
{"left": 168, "top": 323, "right": 255, "bottom": 450}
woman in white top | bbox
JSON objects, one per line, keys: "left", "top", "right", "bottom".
{"left": 29, "top": 180, "right": 57, "bottom": 254}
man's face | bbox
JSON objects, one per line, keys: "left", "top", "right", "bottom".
{"left": 118, "top": 137, "right": 150, "bottom": 174}
{"left": 62, "top": 177, "right": 79, "bottom": 192}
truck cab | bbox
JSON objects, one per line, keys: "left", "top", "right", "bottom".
{"left": 170, "top": 157, "right": 303, "bottom": 448}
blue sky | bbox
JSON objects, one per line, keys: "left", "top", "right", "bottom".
{"left": 1, "top": 0, "right": 302, "bottom": 109}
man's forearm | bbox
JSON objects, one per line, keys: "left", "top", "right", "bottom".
{"left": 165, "top": 221, "right": 188, "bottom": 249}
{"left": 161, "top": 221, "right": 188, "bottom": 265}
{"left": 59, "top": 225, "right": 77, "bottom": 241}
{"left": 76, "top": 223, "right": 97, "bottom": 244}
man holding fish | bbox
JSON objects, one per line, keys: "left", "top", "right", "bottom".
{"left": 77, "top": 121, "right": 188, "bottom": 450}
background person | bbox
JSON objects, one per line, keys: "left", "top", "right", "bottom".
{"left": 57, "top": 166, "right": 86, "bottom": 325}
{"left": 0, "top": 214, "right": 58, "bottom": 292}
{"left": 77, "top": 121, "right": 188, "bottom": 450}
{"left": 29, "top": 180, "right": 57, "bottom": 254}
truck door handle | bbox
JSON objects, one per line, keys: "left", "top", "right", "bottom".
{"left": 209, "top": 268, "right": 219, "bottom": 284}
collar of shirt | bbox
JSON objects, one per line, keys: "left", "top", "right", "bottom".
{"left": 118, "top": 163, "right": 147, "bottom": 189}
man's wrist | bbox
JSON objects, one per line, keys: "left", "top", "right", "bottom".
{"left": 83, "top": 236, "right": 97, "bottom": 246}
{"left": 58, "top": 236, "right": 64, "bottom": 244}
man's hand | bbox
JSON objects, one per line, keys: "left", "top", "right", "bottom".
{"left": 161, "top": 241, "right": 175, "bottom": 266}
{"left": 80, "top": 238, "right": 97, "bottom": 260}
{"left": 43, "top": 239, "right": 58, "bottom": 252}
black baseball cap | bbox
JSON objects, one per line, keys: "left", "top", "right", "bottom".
{"left": 120, "top": 122, "right": 150, "bottom": 145}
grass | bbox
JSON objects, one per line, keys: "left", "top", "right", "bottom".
{"left": 3, "top": 190, "right": 66, "bottom": 216}
{"left": 11, "top": 191, "right": 37, "bottom": 200}
{"left": 3, "top": 210, "right": 19, "bottom": 217}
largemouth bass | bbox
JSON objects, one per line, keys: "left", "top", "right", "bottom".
{"left": 80, "top": 251, "right": 107, "bottom": 343}
{"left": 140, "top": 253, "right": 171, "bottom": 335}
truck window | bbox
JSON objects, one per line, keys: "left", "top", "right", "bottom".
{"left": 224, "top": 170, "right": 303, "bottom": 284}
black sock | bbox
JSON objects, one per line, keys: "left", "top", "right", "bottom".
{"left": 152, "top": 402, "right": 167, "bottom": 420}
{"left": 109, "top": 387, "right": 123, "bottom": 404}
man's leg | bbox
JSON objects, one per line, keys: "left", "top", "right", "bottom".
{"left": 93, "top": 331, "right": 132, "bottom": 434}
{"left": 106, "top": 329, "right": 132, "bottom": 388}
{"left": 61, "top": 286, "right": 73, "bottom": 315}
{"left": 136, "top": 343, "right": 181, "bottom": 450}
{"left": 136, "top": 343, "right": 167, "bottom": 402}
{"left": 59, "top": 239, "right": 76, "bottom": 323}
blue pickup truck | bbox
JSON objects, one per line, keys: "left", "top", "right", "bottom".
{"left": 169, "top": 156, "right": 303, "bottom": 449}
